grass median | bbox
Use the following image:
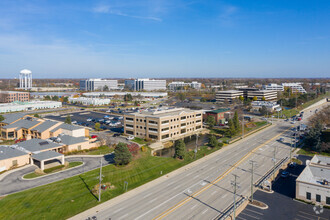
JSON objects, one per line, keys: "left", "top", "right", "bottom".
{"left": 0, "top": 146, "right": 222, "bottom": 220}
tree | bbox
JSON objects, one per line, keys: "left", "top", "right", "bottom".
{"left": 114, "top": 142, "right": 132, "bottom": 165}
{"left": 0, "top": 115, "right": 4, "bottom": 122}
{"left": 34, "top": 113, "right": 40, "bottom": 118}
{"left": 305, "top": 120, "right": 322, "bottom": 152}
{"left": 62, "top": 96, "right": 69, "bottom": 103}
{"left": 206, "top": 115, "right": 216, "bottom": 128}
{"left": 239, "top": 96, "right": 244, "bottom": 103}
{"left": 95, "top": 122, "right": 101, "bottom": 131}
{"left": 252, "top": 96, "right": 258, "bottom": 101}
{"left": 44, "top": 95, "right": 51, "bottom": 100}
{"left": 227, "top": 119, "right": 236, "bottom": 137}
{"left": 174, "top": 139, "right": 186, "bottom": 159}
{"left": 259, "top": 106, "right": 268, "bottom": 116}
{"left": 124, "top": 94, "right": 133, "bottom": 101}
{"left": 200, "top": 97, "right": 207, "bottom": 102}
{"left": 233, "top": 111, "right": 239, "bottom": 131}
{"left": 52, "top": 95, "right": 59, "bottom": 101}
{"left": 177, "top": 92, "right": 186, "bottom": 101}
{"left": 261, "top": 96, "right": 266, "bottom": 101}
{"left": 64, "top": 115, "right": 71, "bottom": 124}
{"left": 209, "top": 135, "right": 218, "bottom": 148}
{"left": 134, "top": 100, "right": 139, "bottom": 106}
{"left": 103, "top": 85, "right": 109, "bottom": 91}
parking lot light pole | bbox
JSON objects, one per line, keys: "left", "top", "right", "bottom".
{"left": 98, "top": 158, "right": 103, "bottom": 202}
{"left": 231, "top": 174, "right": 239, "bottom": 220}
{"left": 249, "top": 160, "right": 257, "bottom": 202}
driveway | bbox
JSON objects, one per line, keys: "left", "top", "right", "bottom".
{"left": 0, "top": 154, "right": 114, "bottom": 196}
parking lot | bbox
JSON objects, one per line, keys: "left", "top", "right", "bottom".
{"left": 45, "top": 111, "right": 124, "bottom": 133}
{"left": 237, "top": 156, "right": 330, "bottom": 220}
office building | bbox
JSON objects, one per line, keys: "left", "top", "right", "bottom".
{"left": 83, "top": 91, "right": 167, "bottom": 98}
{"left": 251, "top": 101, "right": 281, "bottom": 112}
{"left": 124, "top": 108, "right": 203, "bottom": 141}
{"left": 296, "top": 155, "right": 330, "bottom": 206}
{"left": 238, "top": 88, "right": 259, "bottom": 99}
{"left": 247, "top": 90, "right": 278, "bottom": 101}
{"left": 203, "top": 108, "right": 232, "bottom": 125}
{"left": 19, "top": 69, "right": 32, "bottom": 90}
{"left": 168, "top": 81, "right": 202, "bottom": 91}
{"left": 68, "top": 97, "right": 111, "bottom": 106}
{"left": 263, "top": 83, "right": 284, "bottom": 91}
{"left": 80, "top": 79, "right": 118, "bottom": 91}
{"left": 282, "top": 83, "right": 307, "bottom": 93}
{"left": 0, "top": 91, "right": 30, "bottom": 103}
{"left": 0, "top": 101, "right": 62, "bottom": 113}
{"left": 216, "top": 90, "right": 243, "bottom": 103}
{"left": 125, "top": 78, "right": 166, "bottom": 91}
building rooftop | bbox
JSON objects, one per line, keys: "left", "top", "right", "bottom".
{"left": 51, "top": 123, "right": 83, "bottom": 132}
{"left": 296, "top": 165, "right": 330, "bottom": 187}
{"left": 2, "top": 113, "right": 26, "bottom": 124}
{"left": 32, "top": 151, "right": 63, "bottom": 161}
{"left": 3, "top": 118, "right": 41, "bottom": 130}
{"left": 31, "top": 120, "right": 59, "bottom": 133}
{"left": 0, "top": 145, "right": 28, "bottom": 160}
{"left": 16, "top": 139, "right": 63, "bottom": 153}
{"left": 217, "top": 90, "right": 243, "bottom": 93}
{"left": 56, "top": 134, "right": 88, "bottom": 145}
{"left": 310, "top": 155, "right": 330, "bottom": 167}
{"left": 208, "top": 108, "right": 231, "bottom": 114}
{"left": 0, "top": 91, "right": 29, "bottom": 94}
{"left": 127, "top": 108, "right": 201, "bottom": 118}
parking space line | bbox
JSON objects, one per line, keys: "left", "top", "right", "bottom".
{"left": 237, "top": 216, "right": 248, "bottom": 220}
{"left": 298, "top": 211, "right": 328, "bottom": 220}
{"left": 240, "top": 212, "right": 260, "bottom": 220}
{"left": 296, "top": 214, "right": 314, "bottom": 220}
{"left": 245, "top": 208, "right": 263, "bottom": 215}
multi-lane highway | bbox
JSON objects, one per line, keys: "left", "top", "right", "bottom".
{"left": 71, "top": 100, "right": 328, "bottom": 220}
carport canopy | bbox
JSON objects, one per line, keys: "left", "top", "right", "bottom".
{"left": 32, "top": 151, "right": 64, "bottom": 170}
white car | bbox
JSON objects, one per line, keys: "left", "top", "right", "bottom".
{"left": 87, "top": 118, "right": 92, "bottom": 122}
{"left": 126, "top": 135, "right": 134, "bottom": 140}
{"left": 72, "top": 121, "right": 77, "bottom": 124}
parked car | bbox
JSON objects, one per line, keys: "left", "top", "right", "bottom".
{"left": 126, "top": 135, "right": 134, "bottom": 140}
{"left": 91, "top": 135, "right": 98, "bottom": 138}
{"left": 72, "top": 121, "right": 77, "bottom": 124}
{"left": 113, "top": 133, "right": 120, "bottom": 137}
{"left": 281, "top": 171, "right": 289, "bottom": 178}
{"left": 289, "top": 162, "right": 297, "bottom": 168}
{"left": 279, "top": 138, "right": 284, "bottom": 142}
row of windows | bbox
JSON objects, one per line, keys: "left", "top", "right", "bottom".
{"left": 306, "top": 192, "right": 330, "bottom": 204}
{"left": 162, "top": 120, "right": 169, "bottom": 124}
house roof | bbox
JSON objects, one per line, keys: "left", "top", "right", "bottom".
{"left": 16, "top": 139, "right": 63, "bottom": 153}
{"left": 3, "top": 119, "right": 41, "bottom": 130}
{"left": 296, "top": 165, "right": 330, "bottom": 186}
{"left": 2, "top": 113, "right": 26, "bottom": 124}
{"left": 50, "top": 123, "right": 82, "bottom": 132}
{"left": 31, "top": 120, "right": 59, "bottom": 133}
{"left": 32, "top": 151, "right": 63, "bottom": 161}
{"left": 207, "top": 108, "right": 231, "bottom": 114}
{"left": 0, "top": 145, "right": 28, "bottom": 160}
{"left": 57, "top": 135, "right": 88, "bottom": 145}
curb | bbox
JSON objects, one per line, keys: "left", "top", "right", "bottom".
{"left": 0, "top": 164, "right": 34, "bottom": 182}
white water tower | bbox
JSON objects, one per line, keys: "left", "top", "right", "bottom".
{"left": 19, "top": 69, "right": 32, "bottom": 90}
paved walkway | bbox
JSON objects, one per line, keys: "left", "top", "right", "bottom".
{"left": 0, "top": 154, "right": 114, "bottom": 196}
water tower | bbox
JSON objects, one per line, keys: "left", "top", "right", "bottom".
{"left": 19, "top": 69, "right": 32, "bottom": 90}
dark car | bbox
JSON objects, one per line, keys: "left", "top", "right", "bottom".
{"left": 281, "top": 171, "right": 289, "bottom": 178}
{"left": 289, "top": 162, "right": 297, "bottom": 168}
{"left": 113, "top": 133, "right": 120, "bottom": 137}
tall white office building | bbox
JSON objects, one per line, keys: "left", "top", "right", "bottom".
{"left": 125, "top": 78, "right": 166, "bottom": 91}
{"left": 168, "top": 81, "right": 202, "bottom": 91}
{"left": 282, "top": 83, "right": 307, "bottom": 93}
{"left": 19, "top": 69, "right": 32, "bottom": 90}
{"left": 80, "top": 78, "right": 118, "bottom": 91}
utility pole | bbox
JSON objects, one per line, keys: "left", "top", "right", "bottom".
{"left": 194, "top": 134, "right": 198, "bottom": 159}
{"left": 242, "top": 116, "right": 244, "bottom": 138}
{"left": 98, "top": 158, "right": 103, "bottom": 202}
{"left": 231, "top": 174, "right": 240, "bottom": 220}
{"left": 271, "top": 146, "right": 277, "bottom": 191}
{"left": 250, "top": 160, "right": 257, "bottom": 202}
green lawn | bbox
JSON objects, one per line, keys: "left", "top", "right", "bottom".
{"left": 297, "top": 147, "right": 330, "bottom": 157}
{"left": 0, "top": 147, "right": 219, "bottom": 220}
{"left": 131, "top": 137, "right": 148, "bottom": 145}
{"left": 87, "top": 145, "right": 114, "bottom": 155}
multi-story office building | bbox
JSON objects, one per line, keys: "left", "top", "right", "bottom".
{"left": 168, "top": 81, "right": 202, "bottom": 91}
{"left": 0, "top": 91, "right": 30, "bottom": 103}
{"left": 296, "top": 155, "right": 330, "bottom": 206}
{"left": 263, "top": 83, "right": 284, "bottom": 91}
{"left": 216, "top": 90, "right": 243, "bottom": 103}
{"left": 68, "top": 97, "right": 111, "bottom": 106}
{"left": 247, "top": 90, "right": 278, "bottom": 101}
{"left": 124, "top": 108, "right": 203, "bottom": 141}
{"left": 238, "top": 88, "right": 259, "bottom": 99}
{"left": 125, "top": 78, "right": 166, "bottom": 91}
{"left": 282, "top": 83, "right": 307, "bottom": 93}
{"left": 80, "top": 79, "right": 118, "bottom": 91}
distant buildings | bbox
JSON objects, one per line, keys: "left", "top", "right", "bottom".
{"left": 0, "top": 91, "right": 30, "bottom": 103}
{"left": 296, "top": 155, "right": 330, "bottom": 206}
{"left": 124, "top": 108, "right": 203, "bottom": 141}
{"left": 0, "top": 101, "right": 62, "bottom": 113}
{"left": 247, "top": 90, "right": 278, "bottom": 101}
{"left": 125, "top": 78, "right": 166, "bottom": 91}
{"left": 263, "top": 83, "right": 284, "bottom": 91}
{"left": 19, "top": 69, "right": 32, "bottom": 90}
{"left": 68, "top": 97, "right": 111, "bottom": 106}
{"left": 251, "top": 101, "right": 281, "bottom": 113}
{"left": 168, "top": 81, "right": 202, "bottom": 91}
{"left": 83, "top": 91, "right": 167, "bottom": 98}
{"left": 263, "top": 83, "right": 307, "bottom": 93}
{"left": 80, "top": 78, "right": 118, "bottom": 91}
{"left": 216, "top": 90, "right": 243, "bottom": 103}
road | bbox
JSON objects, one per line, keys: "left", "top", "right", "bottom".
{"left": 72, "top": 100, "right": 328, "bottom": 220}
{"left": 0, "top": 154, "right": 114, "bottom": 196}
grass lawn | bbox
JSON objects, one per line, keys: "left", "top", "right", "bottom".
{"left": 0, "top": 146, "right": 220, "bottom": 220}
{"left": 87, "top": 145, "right": 114, "bottom": 155}
{"left": 23, "top": 162, "right": 83, "bottom": 179}
{"left": 297, "top": 147, "right": 330, "bottom": 157}
{"left": 131, "top": 137, "right": 148, "bottom": 145}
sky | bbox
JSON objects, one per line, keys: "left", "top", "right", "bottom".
{"left": 0, "top": 0, "right": 330, "bottom": 78}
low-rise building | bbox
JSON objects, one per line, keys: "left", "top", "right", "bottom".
{"left": 124, "top": 108, "right": 203, "bottom": 141}
{"left": 203, "top": 108, "right": 231, "bottom": 125}
{"left": 247, "top": 90, "right": 278, "bottom": 101}
{"left": 68, "top": 97, "right": 111, "bottom": 106}
{"left": 83, "top": 91, "right": 167, "bottom": 98}
{"left": 263, "top": 83, "right": 284, "bottom": 91}
{"left": 0, "top": 145, "right": 30, "bottom": 172}
{"left": 216, "top": 90, "right": 243, "bottom": 103}
{"left": 168, "top": 81, "right": 201, "bottom": 91}
{"left": 0, "top": 101, "right": 62, "bottom": 113}
{"left": 0, "top": 91, "right": 30, "bottom": 103}
{"left": 296, "top": 155, "right": 330, "bottom": 206}
{"left": 80, "top": 78, "right": 118, "bottom": 91}
{"left": 282, "top": 83, "right": 307, "bottom": 93}
{"left": 251, "top": 101, "right": 281, "bottom": 113}
{"left": 125, "top": 78, "right": 166, "bottom": 91}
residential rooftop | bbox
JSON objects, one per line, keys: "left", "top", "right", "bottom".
{"left": 0, "top": 145, "right": 28, "bottom": 160}
{"left": 16, "top": 139, "right": 63, "bottom": 153}
{"left": 2, "top": 113, "right": 26, "bottom": 124}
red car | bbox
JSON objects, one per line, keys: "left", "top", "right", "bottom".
{"left": 91, "top": 135, "right": 98, "bottom": 139}
{"left": 297, "top": 117, "right": 302, "bottom": 121}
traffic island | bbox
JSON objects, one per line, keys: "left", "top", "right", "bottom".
{"left": 249, "top": 200, "right": 268, "bottom": 210}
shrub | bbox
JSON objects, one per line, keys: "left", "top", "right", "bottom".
{"left": 127, "top": 143, "right": 139, "bottom": 156}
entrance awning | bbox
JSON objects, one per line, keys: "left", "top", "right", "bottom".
{"left": 32, "top": 151, "right": 63, "bottom": 161}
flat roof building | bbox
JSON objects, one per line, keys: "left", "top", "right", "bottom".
{"left": 216, "top": 90, "right": 243, "bottom": 103}
{"left": 83, "top": 91, "right": 167, "bottom": 98}
{"left": 296, "top": 155, "right": 330, "bottom": 206}
{"left": 263, "top": 83, "right": 284, "bottom": 91}
{"left": 125, "top": 78, "right": 166, "bottom": 91}
{"left": 80, "top": 78, "right": 118, "bottom": 91}
{"left": 168, "top": 81, "right": 202, "bottom": 91}
{"left": 282, "top": 83, "right": 307, "bottom": 93}
{"left": 251, "top": 101, "right": 281, "bottom": 112}
{"left": 68, "top": 97, "right": 111, "bottom": 106}
{"left": 0, "top": 101, "right": 62, "bottom": 113}
{"left": 0, "top": 91, "right": 30, "bottom": 103}
{"left": 124, "top": 108, "right": 203, "bottom": 141}
{"left": 247, "top": 90, "right": 278, "bottom": 101}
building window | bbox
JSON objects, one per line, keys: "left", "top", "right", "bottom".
{"left": 149, "top": 134, "right": 158, "bottom": 139}
{"left": 316, "top": 194, "right": 321, "bottom": 202}
{"left": 126, "top": 117, "right": 133, "bottom": 121}
{"left": 149, "top": 120, "right": 158, "bottom": 124}
{"left": 126, "top": 130, "right": 133, "bottom": 135}
{"left": 196, "top": 120, "right": 201, "bottom": 123}
{"left": 126, "top": 124, "right": 133, "bottom": 128}
{"left": 162, "top": 134, "right": 169, "bottom": 139}
{"left": 196, "top": 125, "right": 201, "bottom": 129}
{"left": 326, "top": 197, "right": 330, "bottom": 205}
{"left": 196, "top": 114, "right": 201, "bottom": 117}
{"left": 162, "top": 120, "right": 169, "bottom": 124}
{"left": 161, "top": 127, "right": 169, "bottom": 131}
{"left": 306, "top": 192, "right": 311, "bottom": 200}
{"left": 181, "top": 128, "right": 186, "bottom": 134}
{"left": 149, "top": 128, "right": 158, "bottom": 132}
{"left": 181, "top": 116, "right": 186, "bottom": 120}
{"left": 181, "top": 123, "right": 186, "bottom": 127}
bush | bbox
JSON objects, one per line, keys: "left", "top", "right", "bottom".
{"left": 141, "top": 145, "right": 148, "bottom": 152}
{"left": 127, "top": 143, "right": 139, "bottom": 156}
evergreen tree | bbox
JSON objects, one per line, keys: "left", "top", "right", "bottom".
{"left": 64, "top": 115, "right": 71, "bottom": 124}
{"left": 209, "top": 135, "right": 218, "bottom": 148}
{"left": 174, "top": 139, "right": 186, "bottom": 159}
{"left": 206, "top": 115, "right": 216, "bottom": 128}
{"left": 114, "top": 142, "right": 132, "bottom": 165}
{"left": 233, "top": 111, "right": 239, "bottom": 131}
{"left": 305, "top": 120, "right": 322, "bottom": 152}
{"left": 95, "top": 122, "right": 101, "bottom": 131}
{"left": 227, "top": 119, "right": 236, "bottom": 137}
{"left": 0, "top": 115, "right": 4, "bottom": 122}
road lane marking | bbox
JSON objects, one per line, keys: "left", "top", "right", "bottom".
{"left": 167, "top": 182, "right": 174, "bottom": 186}
{"left": 193, "top": 175, "right": 199, "bottom": 179}
{"left": 211, "top": 191, "right": 217, "bottom": 195}
{"left": 153, "top": 126, "right": 291, "bottom": 220}
{"left": 118, "top": 213, "right": 128, "bottom": 220}
{"left": 296, "top": 214, "right": 314, "bottom": 220}
{"left": 202, "top": 208, "right": 208, "bottom": 214}
{"left": 113, "top": 207, "right": 124, "bottom": 214}
{"left": 190, "top": 204, "right": 197, "bottom": 210}
{"left": 143, "top": 193, "right": 152, "bottom": 198}
{"left": 186, "top": 172, "right": 192, "bottom": 177}
{"left": 221, "top": 194, "right": 228, "bottom": 199}
{"left": 240, "top": 212, "right": 259, "bottom": 219}
{"left": 148, "top": 198, "right": 158, "bottom": 204}
{"left": 245, "top": 208, "right": 263, "bottom": 215}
